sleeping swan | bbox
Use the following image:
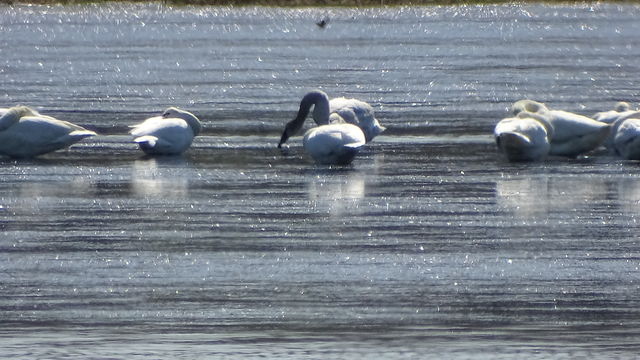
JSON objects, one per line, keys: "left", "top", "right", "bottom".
{"left": 494, "top": 111, "right": 553, "bottom": 162}
{"left": 0, "top": 105, "right": 96, "bottom": 158}
{"left": 302, "top": 123, "right": 366, "bottom": 165}
{"left": 593, "top": 102, "right": 640, "bottom": 152}
{"left": 593, "top": 102, "right": 640, "bottom": 124}
{"left": 277, "top": 90, "right": 385, "bottom": 147}
{"left": 130, "top": 107, "right": 202, "bottom": 155}
{"left": 613, "top": 118, "right": 640, "bottom": 160}
{"left": 511, "top": 100, "right": 609, "bottom": 158}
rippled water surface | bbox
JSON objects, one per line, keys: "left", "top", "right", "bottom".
{"left": 2, "top": 3, "right": 640, "bottom": 359}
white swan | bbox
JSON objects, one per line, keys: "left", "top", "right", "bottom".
{"left": 130, "top": 107, "right": 202, "bottom": 155}
{"left": 613, "top": 118, "right": 640, "bottom": 160}
{"left": 302, "top": 123, "right": 366, "bottom": 165}
{"left": 278, "top": 90, "right": 385, "bottom": 147}
{"left": 0, "top": 105, "right": 96, "bottom": 158}
{"left": 511, "top": 100, "right": 609, "bottom": 157}
{"left": 592, "top": 102, "right": 640, "bottom": 152}
{"left": 494, "top": 111, "right": 552, "bottom": 162}
{"left": 593, "top": 102, "right": 640, "bottom": 124}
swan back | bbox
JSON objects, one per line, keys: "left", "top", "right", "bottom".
{"left": 161, "top": 107, "right": 202, "bottom": 136}
{"left": 303, "top": 123, "right": 366, "bottom": 165}
{"left": 545, "top": 110, "right": 609, "bottom": 157}
{"left": 130, "top": 110, "right": 199, "bottom": 155}
{"left": 0, "top": 106, "right": 96, "bottom": 158}
{"left": 329, "top": 97, "right": 385, "bottom": 142}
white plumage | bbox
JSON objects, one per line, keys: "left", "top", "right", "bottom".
{"left": 302, "top": 123, "right": 366, "bottom": 165}
{"left": 494, "top": 112, "right": 552, "bottom": 162}
{"left": 278, "top": 90, "right": 385, "bottom": 148}
{"left": 0, "top": 105, "right": 96, "bottom": 158}
{"left": 130, "top": 107, "right": 202, "bottom": 155}
{"left": 593, "top": 102, "right": 640, "bottom": 152}
{"left": 511, "top": 100, "right": 609, "bottom": 157}
{"left": 613, "top": 118, "right": 640, "bottom": 160}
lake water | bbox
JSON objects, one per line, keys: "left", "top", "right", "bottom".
{"left": 2, "top": 3, "right": 640, "bottom": 359}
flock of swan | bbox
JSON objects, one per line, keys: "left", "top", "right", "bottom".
{"left": 495, "top": 100, "right": 640, "bottom": 162}
{"left": 0, "top": 89, "right": 385, "bottom": 165}
{"left": 1, "top": 90, "right": 638, "bottom": 164}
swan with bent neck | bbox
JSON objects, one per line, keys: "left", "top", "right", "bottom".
{"left": 613, "top": 118, "right": 640, "bottom": 160}
{"left": 130, "top": 107, "right": 202, "bottom": 155}
{"left": 511, "top": 100, "right": 609, "bottom": 158}
{"left": 494, "top": 111, "right": 553, "bottom": 162}
{"left": 278, "top": 90, "right": 385, "bottom": 148}
{"left": 0, "top": 105, "right": 97, "bottom": 158}
{"left": 592, "top": 102, "right": 640, "bottom": 152}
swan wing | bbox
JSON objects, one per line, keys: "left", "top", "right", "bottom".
{"left": 614, "top": 118, "right": 640, "bottom": 159}
{"left": 329, "top": 97, "right": 384, "bottom": 142}
{"left": 548, "top": 110, "right": 609, "bottom": 141}
{"left": 303, "top": 124, "right": 366, "bottom": 164}
{"left": 130, "top": 117, "right": 194, "bottom": 155}
{"left": 0, "top": 116, "right": 95, "bottom": 157}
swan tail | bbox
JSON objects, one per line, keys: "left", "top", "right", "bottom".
{"left": 343, "top": 142, "right": 364, "bottom": 150}
{"left": 69, "top": 129, "right": 97, "bottom": 138}
{"left": 134, "top": 135, "right": 159, "bottom": 148}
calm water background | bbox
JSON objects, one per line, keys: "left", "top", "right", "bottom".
{"left": 2, "top": 3, "right": 640, "bottom": 359}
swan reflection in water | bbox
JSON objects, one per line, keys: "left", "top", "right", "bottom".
{"left": 10, "top": 176, "right": 93, "bottom": 216}
{"left": 306, "top": 170, "right": 366, "bottom": 217}
{"left": 130, "top": 157, "right": 191, "bottom": 198}
{"left": 615, "top": 177, "right": 640, "bottom": 217}
{"left": 495, "top": 176, "right": 609, "bottom": 219}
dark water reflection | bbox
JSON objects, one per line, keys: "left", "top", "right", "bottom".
{"left": 2, "top": 136, "right": 640, "bottom": 358}
{"left": 2, "top": 2, "right": 640, "bottom": 359}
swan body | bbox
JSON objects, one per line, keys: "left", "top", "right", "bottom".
{"left": 511, "top": 100, "right": 609, "bottom": 157}
{"left": 278, "top": 90, "right": 384, "bottom": 147}
{"left": 302, "top": 123, "right": 366, "bottom": 165}
{"left": 592, "top": 102, "right": 640, "bottom": 124}
{"left": 0, "top": 106, "right": 96, "bottom": 158}
{"left": 613, "top": 118, "right": 640, "bottom": 160}
{"left": 130, "top": 107, "right": 202, "bottom": 155}
{"left": 593, "top": 102, "right": 640, "bottom": 151}
{"left": 494, "top": 112, "right": 552, "bottom": 162}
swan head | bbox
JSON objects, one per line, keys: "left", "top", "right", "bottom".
{"left": 278, "top": 90, "right": 331, "bottom": 148}
{"left": 615, "top": 101, "right": 631, "bottom": 112}
{"left": 361, "top": 120, "right": 386, "bottom": 142}
{"left": 278, "top": 117, "right": 303, "bottom": 148}
{"left": 516, "top": 111, "right": 554, "bottom": 139}
{"left": 162, "top": 107, "right": 202, "bottom": 136}
{"left": 511, "top": 100, "right": 548, "bottom": 116}
{"left": 0, "top": 105, "right": 39, "bottom": 131}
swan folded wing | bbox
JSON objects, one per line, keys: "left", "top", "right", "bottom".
{"left": 614, "top": 119, "right": 640, "bottom": 159}
{"left": 130, "top": 117, "right": 193, "bottom": 154}
{"left": 134, "top": 135, "right": 159, "bottom": 148}
{"left": 547, "top": 110, "right": 609, "bottom": 140}
{"left": 330, "top": 98, "right": 375, "bottom": 125}
{"left": 0, "top": 116, "right": 96, "bottom": 157}
{"left": 303, "top": 124, "right": 365, "bottom": 164}
{"left": 330, "top": 98, "right": 383, "bottom": 142}
{"left": 129, "top": 116, "right": 166, "bottom": 135}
